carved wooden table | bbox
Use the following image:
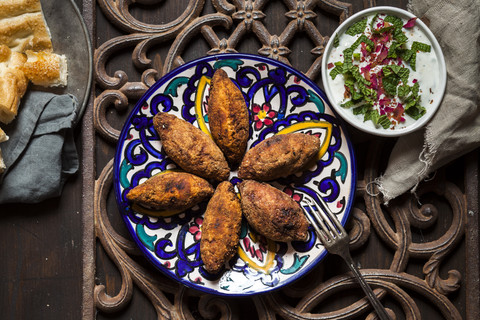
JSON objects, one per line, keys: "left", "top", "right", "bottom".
{"left": 80, "top": 0, "right": 480, "bottom": 319}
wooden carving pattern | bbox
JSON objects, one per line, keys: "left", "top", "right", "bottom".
{"left": 92, "top": 0, "right": 468, "bottom": 318}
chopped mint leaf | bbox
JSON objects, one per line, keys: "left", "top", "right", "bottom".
{"left": 364, "top": 109, "right": 377, "bottom": 122}
{"left": 408, "top": 42, "right": 430, "bottom": 71}
{"left": 401, "top": 48, "right": 414, "bottom": 62}
{"left": 370, "top": 13, "right": 380, "bottom": 30}
{"left": 412, "top": 41, "right": 431, "bottom": 52}
{"left": 343, "top": 80, "right": 354, "bottom": 94}
{"left": 329, "top": 66, "right": 342, "bottom": 80}
{"left": 386, "top": 65, "right": 410, "bottom": 83}
{"left": 364, "top": 109, "right": 380, "bottom": 125}
{"left": 410, "top": 52, "right": 418, "bottom": 71}
{"left": 333, "top": 34, "right": 340, "bottom": 48}
{"left": 385, "top": 15, "right": 403, "bottom": 29}
{"left": 353, "top": 103, "right": 372, "bottom": 115}
{"left": 351, "top": 88, "right": 364, "bottom": 101}
{"left": 364, "top": 109, "right": 391, "bottom": 129}
{"left": 358, "top": 83, "right": 376, "bottom": 101}
{"left": 330, "top": 62, "right": 347, "bottom": 79}
{"left": 393, "top": 28, "right": 408, "bottom": 44}
{"left": 387, "top": 41, "right": 402, "bottom": 58}
{"left": 344, "top": 77, "right": 364, "bottom": 102}
{"left": 350, "top": 67, "right": 370, "bottom": 87}
{"left": 404, "top": 95, "right": 420, "bottom": 110}
{"left": 382, "top": 66, "right": 393, "bottom": 77}
{"left": 406, "top": 104, "right": 426, "bottom": 119}
{"left": 378, "top": 115, "right": 392, "bottom": 129}
{"left": 351, "top": 34, "right": 374, "bottom": 51}
{"left": 387, "top": 65, "right": 401, "bottom": 74}
{"left": 398, "top": 84, "right": 411, "bottom": 97}
{"left": 344, "top": 74, "right": 355, "bottom": 86}
{"left": 343, "top": 48, "right": 354, "bottom": 69}
{"left": 412, "top": 82, "right": 419, "bottom": 96}
{"left": 346, "top": 18, "right": 368, "bottom": 36}
{"left": 382, "top": 74, "right": 399, "bottom": 96}
{"left": 341, "top": 100, "right": 355, "bottom": 108}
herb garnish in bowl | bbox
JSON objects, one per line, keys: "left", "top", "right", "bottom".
{"left": 322, "top": 7, "right": 447, "bottom": 137}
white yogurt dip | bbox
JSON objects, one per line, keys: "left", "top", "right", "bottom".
{"left": 325, "top": 12, "right": 441, "bottom": 131}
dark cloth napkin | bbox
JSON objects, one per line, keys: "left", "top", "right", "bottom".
{"left": 0, "top": 91, "right": 79, "bottom": 204}
{"left": 376, "top": 0, "right": 480, "bottom": 203}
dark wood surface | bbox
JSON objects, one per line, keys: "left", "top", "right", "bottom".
{"left": 0, "top": 0, "right": 478, "bottom": 319}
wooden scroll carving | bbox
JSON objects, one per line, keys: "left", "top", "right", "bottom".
{"left": 91, "top": 0, "right": 469, "bottom": 318}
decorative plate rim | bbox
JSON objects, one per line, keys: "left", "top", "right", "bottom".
{"left": 113, "top": 53, "right": 357, "bottom": 297}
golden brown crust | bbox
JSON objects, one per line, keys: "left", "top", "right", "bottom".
{"left": 153, "top": 112, "right": 230, "bottom": 182}
{"left": 238, "top": 133, "right": 320, "bottom": 181}
{"left": 22, "top": 50, "right": 67, "bottom": 87}
{"left": 0, "top": 45, "right": 11, "bottom": 62}
{"left": 200, "top": 181, "right": 242, "bottom": 273}
{"left": 208, "top": 68, "right": 249, "bottom": 166}
{"left": 238, "top": 180, "right": 309, "bottom": 242}
{"left": 0, "top": 127, "right": 7, "bottom": 143}
{"left": 0, "top": 0, "right": 42, "bottom": 20}
{"left": 126, "top": 171, "right": 214, "bottom": 211}
{"left": 0, "top": 47, "right": 28, "bottom": 124}
{"left": 0, "top": 12, "right": 52, "bottom": 52}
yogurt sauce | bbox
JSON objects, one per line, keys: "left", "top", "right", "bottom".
{"left": 327, "top": 13, "right": 440, "bottom": 131}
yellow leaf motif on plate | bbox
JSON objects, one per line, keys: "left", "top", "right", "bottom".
{"left": 238, "top": 232, "right": 277, "bottom": 274}
{"left": 194, "top": 75, "right": 213, "bottom": 137}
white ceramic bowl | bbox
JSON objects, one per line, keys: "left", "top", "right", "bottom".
{"left": 321, "top": 6, "right": 446, "bottom": 137}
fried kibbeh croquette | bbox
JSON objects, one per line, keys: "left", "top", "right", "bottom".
{"left": 208, "top": 68, "right": 250, "bottom": 166}
{"left": 200, "top": 181, "right": 242, "bottom": 273}
{"left": 238, "top": 133, "right": 320, "bottom": 181}
{"left": 238, "top": 180, "right": 309, "bottom": 242}
{"left": 153, "top": 112, "right": 230, "bottom": 182}
{"left": 126, "top": 171, "right": 214, "bottom": 212}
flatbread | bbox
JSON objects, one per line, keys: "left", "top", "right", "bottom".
{"left": 0, "top": 45, "right": 28, "bottom": 124}
{"left": 0, "top": 0, "right": 68, "bottom": 176}
{"left": 0, "top": 0, "right": 67, "bottom": 125}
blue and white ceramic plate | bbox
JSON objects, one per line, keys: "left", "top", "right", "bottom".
{"left": 113, "top": 53, "right": 356, "bottom": 296}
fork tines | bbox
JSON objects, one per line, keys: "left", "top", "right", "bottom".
{"left": 303, "top": 200, "right": 343, "bottom": 243}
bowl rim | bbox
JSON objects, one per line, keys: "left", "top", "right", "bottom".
{"left": 321, "top": 6, "right": 447, "bottom": 137}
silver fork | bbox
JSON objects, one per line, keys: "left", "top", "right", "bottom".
{"left": 303, "top": 200, "right": 391, "bottom": 320}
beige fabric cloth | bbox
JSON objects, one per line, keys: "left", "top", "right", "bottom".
{"left": 376, "top": 0, "right": 480, "bottom": 203}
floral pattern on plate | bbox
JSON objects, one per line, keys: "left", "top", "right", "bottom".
{"left": 113, "top": 53, "right": 356, "bottom": 296}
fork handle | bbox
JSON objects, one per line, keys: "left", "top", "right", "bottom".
{"left": 343, "top": 255, "right": 391, "bottom": 320}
